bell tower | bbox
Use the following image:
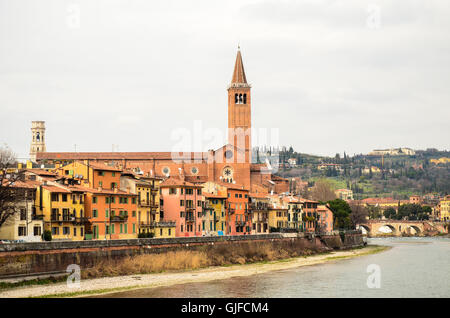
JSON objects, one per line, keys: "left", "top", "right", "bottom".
{"left": 228, "top": 48, "right": 251, "bottom": 163}
{"left": 30, "top": 121, "right": 46, "bottom": 162}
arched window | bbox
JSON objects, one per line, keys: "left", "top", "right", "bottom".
{"left": 235, "top": 94, "right": 238, "bottom": 104}
{"left": 243, "top": 94, "right": 247, "bottom": 104}
{"left": 36, "top": 132, "right": 40, "bottom": 142}
{"left": 239, "top": 94, "right": 243, "bottom": 104}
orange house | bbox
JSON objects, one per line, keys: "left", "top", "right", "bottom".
{"left": 82, "top": 187, "right": 138, "bottom": 240}
{"left": 225, "top": 185, "right": 250, "bottom": 235}
{"left": 159, "top": 177, "right": 204, "bottom": 237}
{"left": 301, "top": 199, "right": 320, "bottom": 233}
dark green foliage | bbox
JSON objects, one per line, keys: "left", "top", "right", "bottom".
{"left": 43, "top": 230, "right": 52, "bottom": 241}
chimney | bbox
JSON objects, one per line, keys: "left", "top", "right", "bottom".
{"left": 114, "top": 187, "right": 118, "bottom": 193}
{"left": 98, "top": 186, "right": 102, "bottom": 191}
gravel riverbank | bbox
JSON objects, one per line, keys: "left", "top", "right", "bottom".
{"left": 0, "top": 245, "right": 388, "bottom": 298}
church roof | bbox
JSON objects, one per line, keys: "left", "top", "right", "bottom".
{"left": 231, "top": 49, "right": 247, "bottom": 84}
{"left": 36, "top": 152, "right": 207, "bottom": 161}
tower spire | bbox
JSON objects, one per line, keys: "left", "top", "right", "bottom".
{"left": 231, "top": 48, "right": 247, "bottom": 84}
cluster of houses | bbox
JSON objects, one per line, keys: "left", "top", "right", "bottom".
{"left": 335, "top": 188, "right": 449, "bottom": 222}
{"left": 0, "top": 161, "right": 334, "bottom": 242}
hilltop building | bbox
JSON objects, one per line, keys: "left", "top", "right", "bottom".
{"left": 368, "top": 148, "right": 415, "bottom": 156}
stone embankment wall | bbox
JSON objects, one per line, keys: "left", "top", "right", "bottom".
{"left": 0, "top": 233, "right": 364, "bottom": 278}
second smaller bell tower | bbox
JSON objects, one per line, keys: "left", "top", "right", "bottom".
{"left": 30, "top": 121, "right": 46, "bottom": 162}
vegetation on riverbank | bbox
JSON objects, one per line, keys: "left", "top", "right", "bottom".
{"left": 82, "top": 240, "right": 327, "bottom": 279}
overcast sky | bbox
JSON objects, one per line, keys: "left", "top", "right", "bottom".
{"left": 1, "top": 0, "right": 449, "bottom": 159}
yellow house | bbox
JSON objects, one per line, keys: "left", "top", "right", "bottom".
{"left": 249, "top": 193, "right": 269, "bottom": 234}
{"left": 266, "top": 195, "right": 288, "bottom": 230}
{"left": 120, "top": 172, "right": 175, "bottom": 238}
{"left": 268, "top": 206, "right": 288, "bottom": 230}
{"left": 35, "top": 181, "right": 86, "bottom": 241}
{"left": 203, "top": 193, "right": 227, "bottom": 235}
{"left": 0, "top": 180, "right": 44, "bottom": 242}
{"left": 438, "top": 195, "right": 450, "bottom": 221}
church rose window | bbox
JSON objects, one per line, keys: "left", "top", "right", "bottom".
{"left": 162, "top": 167, "right": 170, "bottom": 175}
{"left": 191, "top": 167, "right": 198, "bottom": 175}
{"left": 225, "top": 150, "right": 233, "bottom": 159}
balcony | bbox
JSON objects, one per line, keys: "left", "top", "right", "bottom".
{"left": 110, "top": 215, "right": 128, "bottom": 222}
{"left": 32, "top": 214, "right": 44, "bottom": 221}
{"left": 228, "top": 208, "right": 236, "bottom": 215}
{"left": 149, "top": 221, "right": 176, "bottom": 228}
{"left": 235, "top": 220, "right": 246, "bottom": 226}
{"left": 185, "top": 215, "right": 195, "bottom": 222}
{"left": 185, "top": 207, "right": 196, "bottom": 212}
{"left": 250, "top": 203, "right": 268, "bottom": 211}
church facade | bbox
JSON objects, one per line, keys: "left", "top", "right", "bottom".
{"left": 35, "top": 49, "right": 288, "bottom": 194}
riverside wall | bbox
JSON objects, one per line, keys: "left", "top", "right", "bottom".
{"left": 0, "top": 232, "right": 364, "bottom": 278}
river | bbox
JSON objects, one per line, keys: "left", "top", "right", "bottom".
{"left": 97, "top": 237, "right": 450, "bottom": 298}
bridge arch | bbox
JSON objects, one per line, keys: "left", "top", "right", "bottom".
{"left": 377, "top": 224, "right": 397, "bottom": 235}
{"left": 358, "top": 225, "right": 371, "bottom": 235}
{"left": 406, "top": 225, "right": 421, "bottom": 235}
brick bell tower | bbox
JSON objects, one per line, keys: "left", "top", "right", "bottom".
{"left": 227, "top": 47, "right": 251, "bottom": 164}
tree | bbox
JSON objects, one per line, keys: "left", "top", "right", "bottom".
{"left": 348, "top": 202, "right": 368, "bottom": 227}
{"left": 384, "top": 207, "right": 397, "bottom": 220}
{"left": 310, "top": 179, "right": 336, "bottom": 202}
{"left": 0, "top": 145, "right": 25, "bottom": 227}
{"left": 327, "top": 199, "right": 352, "bottom": 230}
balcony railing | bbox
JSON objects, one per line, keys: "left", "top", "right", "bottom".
{"left": 228, "top": 208, "right": 236, "bottom": 215}
{"left": 32, "top": 214, "right": 44, "bottom": 221}
{"left": 149, "top": 221, "right": 176, "bottom": 228}
{"left": 110, "top": 215, "right": 128, "bottom": 222}
{"left": 185, "top": 215, "right": 195, "bottom": 222}
{"left": 250, "top": 203, "right": 268, "bottom": 211}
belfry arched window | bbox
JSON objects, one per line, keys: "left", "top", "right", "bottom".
{"left": 243, "top": 94, "right": 247, "bottom": 104}
{"left": 36, "top": 132, "right": 40, "bottom": 142}
{"left": 235, "top": 94, "right": 239, "bottom": 104}
{"left": 239, "top": 94, "right": 243, "bottom": 104}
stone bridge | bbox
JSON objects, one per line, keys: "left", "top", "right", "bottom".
{"left": 357, "top": 220, "right": 448, "bottom": 237}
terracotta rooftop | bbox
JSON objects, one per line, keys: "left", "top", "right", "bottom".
{"left": 203, "top": 192, "right": 227, "bottom": 199}
{"left": 159, "top": 177, "right": 202, "bottom": 188}
{"left": 42, "top": 185, "right": 72, "bottom": 193}
{"left": 86, "top": 161, "right": 122, "bottom": 172}
{"left": 36, "top": 152, "right": 207, "bottom": 161}
{"left": 249, "top": 192, "right": 269, "bottom": 199}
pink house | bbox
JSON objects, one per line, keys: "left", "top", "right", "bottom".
{"left": 317, "top": 205, "right": 334, "bottom": 233}
{"left": 160, "top": 177, "right": 205, "bottom": 237}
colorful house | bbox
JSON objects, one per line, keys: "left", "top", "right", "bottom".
{"left": 159, "top": 177, "right": 204, "bottom": 237}
{"left": 83, "top": 187, "right": 138, "bottom": 240}
{"left": 317, "top": 205, "right": 334, "bottom": 233}
{"left": 0, "top": 180, "right": 43, "bottom": 242}
{"left": 249, "top": 193, "right": 269, "bottom": 234}
{"left": 203, "top": 193, "right": 227, "bottom": 235}
{"left": 34, "top": 181, "right": 87, "bottom": 241}
{"left": 120, "top": 172, "right": 174, "bottom": 238}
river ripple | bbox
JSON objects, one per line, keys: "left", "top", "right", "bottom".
{"left": 97, "top": 237, "right": 450, "bottom": 298}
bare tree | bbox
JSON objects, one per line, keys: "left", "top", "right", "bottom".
{"left": 348, "top": 201, "right": 369, "bottom": 227}
{"left": 0, "top": 145, "right": 25, "bottom": 227}
{"left": 310, "top": 178, "right": 336, "bottom": 202}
